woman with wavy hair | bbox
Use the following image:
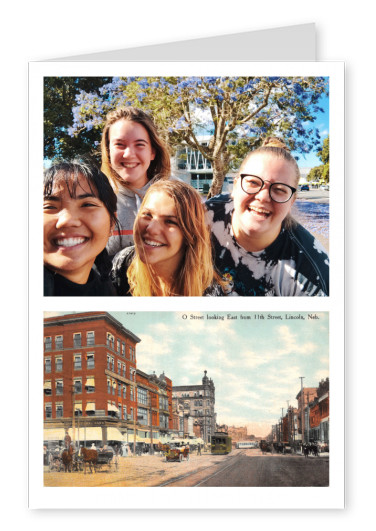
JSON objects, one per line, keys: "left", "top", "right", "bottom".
{"left": 101, "top": 106, "right": 171, "bottom": 257}
{"left": 111, "top": 180, "right": 225, "bottom": 296}
{"left": 206, "top": 137, "right": 329, "bottom": 296}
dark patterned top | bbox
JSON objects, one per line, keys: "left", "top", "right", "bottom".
{"left": 111, "top": 246, "right": 225, "bottom": 297}
{"left": 205, "top": 194, "right": 329, "bottom": 297}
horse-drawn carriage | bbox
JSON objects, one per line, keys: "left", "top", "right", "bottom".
{"left": 96, "top": 447, "right": 117, "bottom": 471}
{"left": 163, "top": 444, "right": 190, "bottom": 462}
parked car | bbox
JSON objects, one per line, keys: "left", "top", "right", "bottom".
{"left": 320, "top": 184, "right": 329, "bottom": 191}
{"left": 300, "top": 184, "right": 310, "bottom": 191}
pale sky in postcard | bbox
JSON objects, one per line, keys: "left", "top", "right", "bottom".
{"left": 45, "top": 311, "right": 328, "bottom": 437}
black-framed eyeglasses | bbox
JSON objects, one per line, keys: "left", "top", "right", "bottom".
{"left": 240, "top": 174, "right": 296, "bottom": 203}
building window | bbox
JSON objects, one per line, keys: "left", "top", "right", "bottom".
{"left": 123, "top": 405, "right": 127, "bottom": 419}
{"left": 118, "top": 383, "right": 121, "bottom": 397}
{"left": 123, "top": 385, "right": 127, "bottom": 399}
{"left": 73, "top": 333, "right": 81, "bottom": 347}
{"left": 87, "top": 353, "right": 95, "bottom": 369}
{"left": 45, "top": 337, "right": 52, "bottom": 351}
{"left": 112, "top": 381, "right": 116, "bottom": 395}
{"left": 138, "top": 407, "right": 148, "bottom": 425}
{"left": 118, "top": 403, "right": 122, "bottom": 419}
{"left": 107, "top": 380, "right": 111, "bottom": 394}
{"left": 56, "top": 380, "right": 63, "bottom": 395}
{"left": 130, "top": 388, "right": 134, "bottom": 401}
{"left": 117, "top": 361, "right": 121, "bottom": 375}
{"left": 74, "top": 379, "right": 82, "bottom": 394}
{"left": 121, "top": 342, "right": 125, "bottom": 356}
{"left": 130, "top": 407, "right": 134, "bottom": 420}
{"left": 116, "top": 339, "right": 120, "bottom": 353}
{"left": 85, "top": 378, "right": 95, "bottom": 393}
{"left": 107, "top": 333, "right": 114, "bottom": 349}
{"left": 44, "top": 381, "right": 52, "bottom": 396}
{"left": 122, "top": 364, "right": 126, "bottom": 377}
{"left": 44, "top": 358, "right": 51, "bottom": 373}
{"left": 45, "top": 404, "right": 52, "bottom": 418}
{"left": 55, "top": 356, "right": 63, "bottom": 372}
{"left": 55, "top": 335, "right": 63, "bottom": 349}
{"left": 107, "top": 354, "right": 111, "bottom": 370}
{"left": 56, "top": 404, "right": 63, "bottom": 418}
{"left": 138, "top": 387, "right": 148, "bottom": 405}
{"left": 74, "top": 354, "right": 82, "bottom": 370}
{"left": 86, "top": 331, "right": 95, "bottom": 346}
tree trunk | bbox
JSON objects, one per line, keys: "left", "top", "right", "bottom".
{"left": 207, "top": 151, "right": 229, "bottom": 199}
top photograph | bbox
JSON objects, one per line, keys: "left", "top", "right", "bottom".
{"left": 43, "top": 75, "right": 330, "bottom": 297}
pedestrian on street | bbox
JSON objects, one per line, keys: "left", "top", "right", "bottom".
{"left": 64, "top": 430, "right": 72, "bottom": 449}
{"left": 197, "top": 443, "right": 201, "bottom": 455}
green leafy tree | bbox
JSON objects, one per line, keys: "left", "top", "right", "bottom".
{"left": 307, "top": 136, "right": 329, "bottom": 183}
{"left": 48, "top": 76, "right": 328, "bottom": 197}
{"left": 44, "top": 77, "right": 111, "bottom": 161}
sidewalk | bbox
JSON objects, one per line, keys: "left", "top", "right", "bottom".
{"left": 44, "top": 451, "right": 229, "bottom": 487}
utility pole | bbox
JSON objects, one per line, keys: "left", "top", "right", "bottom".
{"left": 281, "top": 408, "right": 284, "bottom": 443}
{"left": 299, "top": 377, "right": 305, "bottom": 445}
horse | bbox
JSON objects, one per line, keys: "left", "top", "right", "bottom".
{"left": 81, "top": 447, "right": 98, "bottom": 474}
{"left": 61, "top": 445, "right": 74, "bottom": 472}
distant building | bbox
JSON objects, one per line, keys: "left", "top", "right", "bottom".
{"left": 227, "top": 426, "right": 248, "bottom": 444}
{"left": 172, "top": 370, "right": 216, "bottom": 443}
{"left": 171, "top": 137, "right": 235, "bottom": 194}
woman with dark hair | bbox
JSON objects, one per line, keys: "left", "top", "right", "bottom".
{"left": 111, "top": 180, "right": 225, "bottom": 296}
{"left": 101, "top": 106, "right": 171, "bottom": 257}
{"left": 43, "top": 158, "right": 118, "bottom": 296}
{"left": 206, "top": 138, "right": 329, "bottom": 296}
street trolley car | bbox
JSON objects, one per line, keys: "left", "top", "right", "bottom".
{"left": 211, "top": 432, "right": 232, "bottom": 455}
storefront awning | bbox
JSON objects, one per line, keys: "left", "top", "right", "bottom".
{"left": 85, "top": 378, "right": 95, "bottom": 387}
{"left": 43, "top": 428, "right": 65, "bottom": 441}
{"left": 106, "top": 427, "right": 126, "bottom": 442}
{"left": 107, "top": 403, "right": 119, "bottom": 413}
{"left": 68, "top": 427, "right": 103, "bottom": 441}
{"left": 74, "top": 404, "right": 82, "bottom": 412}
{"left": 85, "top": 402, "right": 95, "bottom": 411}
{"left": 43, "top": 381, "right": 51, "bottom": 390}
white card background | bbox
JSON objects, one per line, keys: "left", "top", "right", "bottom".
{"left": 29, "top": 60, "right": 344, "bottom": 509}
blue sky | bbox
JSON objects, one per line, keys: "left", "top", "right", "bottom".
{"left": 45, "top": 311, "right": 329, "bottom": 437}
{"left": 294, "top": 92, "right": 329, "bottom": 169}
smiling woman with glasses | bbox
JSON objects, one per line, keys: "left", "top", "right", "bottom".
{"left": 206, "top": 137, "right": 329, "bottom": 296}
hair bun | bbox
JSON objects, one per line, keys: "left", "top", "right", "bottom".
{"left": 262, "top": 137, "right": 290, "bottom": 151}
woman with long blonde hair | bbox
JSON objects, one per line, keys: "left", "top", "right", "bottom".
{"left": 111, "top": 180, "right": 225, "bottom": 296}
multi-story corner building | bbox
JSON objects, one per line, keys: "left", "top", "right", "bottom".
{"left": 172, "top": 371, "right": 216, "bottom": 443}
{"left": 43, "top": 312, "right": 173, "bottom": 450}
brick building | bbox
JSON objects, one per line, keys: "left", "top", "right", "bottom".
{"left": 172, "top": 371, "right": 216, "bottom": 443}
{"left": 309, "top": 378, "right": 329, "bottom": 443}
{"left": 43, "top": 312, "right": 173, "bottom": 450}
